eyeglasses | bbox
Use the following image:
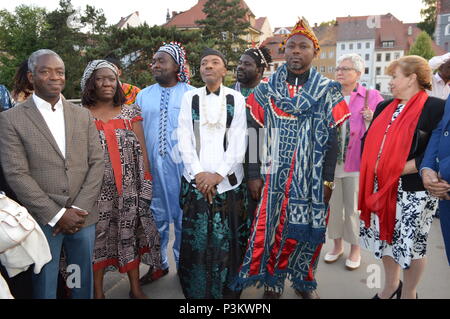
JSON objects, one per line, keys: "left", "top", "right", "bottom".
{"left": 336, "top": 67, "right": 356, "bottom": 72}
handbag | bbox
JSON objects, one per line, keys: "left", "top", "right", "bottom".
{"left": 0, "top": 193, "right": 35, "bottom": 253}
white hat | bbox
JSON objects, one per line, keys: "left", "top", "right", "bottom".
{"left": 429, "top": 52, "right": 450, "bottom": 70}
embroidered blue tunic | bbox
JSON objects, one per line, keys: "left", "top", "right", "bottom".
{"left": 136, "top": 82, "right": 194, "bottom": 269}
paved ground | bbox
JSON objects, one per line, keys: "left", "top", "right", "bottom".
{"left": 104, "top": 219, "right": 450, "bottom": 299}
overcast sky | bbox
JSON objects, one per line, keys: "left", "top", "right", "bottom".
{"left": 1, "top": 0, "right": 425, "bottom": 27}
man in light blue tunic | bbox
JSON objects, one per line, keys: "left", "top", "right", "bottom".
{"left": 136, "top": 42, "right": 194, "bottom": 283}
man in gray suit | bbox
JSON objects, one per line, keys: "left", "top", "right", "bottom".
{"left": 0, "top": 49, "right": 104, "bottom": 299}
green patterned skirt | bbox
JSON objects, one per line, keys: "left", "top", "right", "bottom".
{"left": 178, "top": 178, "right": 250, "bottom": 299}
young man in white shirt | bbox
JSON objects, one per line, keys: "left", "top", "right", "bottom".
{"left": 428, "top": 52, "right": 450, "bottom": 100}
{"left": 177, "top": 48, "right": 249, "bottom": 299}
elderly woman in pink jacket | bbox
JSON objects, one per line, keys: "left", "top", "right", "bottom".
{"left": 324, "top": 53, "right": 384, "bottom": 270}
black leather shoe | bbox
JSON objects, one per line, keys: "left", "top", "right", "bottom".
{"left": 139, "top": 267, "right": 169, "bottom": 286}
{"left": 295, "top": 289, "right": 320, "bottom": 299}
{"left": 372, "top": 280, "right": 402, "bottom": 299}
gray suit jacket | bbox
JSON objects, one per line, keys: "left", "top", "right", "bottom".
{"left": 0, "top": 96, "right": 104, "bottom": 227}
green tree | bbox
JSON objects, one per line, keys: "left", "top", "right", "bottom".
{"left": 0, "top": 1, "right": 109, "bottom": 98}
{"left": 42, "top": 0, "right": 109, "bottom": 98}
{"left": 417, "top": 0, "right": 437, "bottom": 37}
{"left": 88, "top": 24, "right": 213, "bottom": 88}
{"left": 0, "top": 5, "right": 48, "bottom": 88}
{"left": 408, "top": 31, "right": 436, "bottom": 60}
{"left": 196, "top": 0, "right": 251, "bottom": 68}
{"left": 319, "top": 20, "right": 336, "bottom": 27}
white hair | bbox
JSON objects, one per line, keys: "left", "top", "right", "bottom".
{"left": 28, "top": 49, "right": 64, "bottom": 74}
{"left": 337, "top": 53, "right": 365, "bottom": 74}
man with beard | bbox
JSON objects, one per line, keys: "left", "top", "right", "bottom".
{"left": 230, "top": 18, "right": 350, "bottom": 299}
{"left": 136, "top": 42, "right": 194, "bottom": 284}
{"left": 232, "top": 47, "right": 273, "bottom": 220}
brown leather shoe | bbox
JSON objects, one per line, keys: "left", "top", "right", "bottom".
{"left": 262, "top": 290, "right": 281, "bottom": 299}
{"left": 295, "top": 289, "right": 320, "bottom": 299}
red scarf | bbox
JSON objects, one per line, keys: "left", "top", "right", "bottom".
{"left": 359, "top": 90, "right": 428, "bottom": 244}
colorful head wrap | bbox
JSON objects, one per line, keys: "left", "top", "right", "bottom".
{"left": 157, "top": 42, "right": 190, "bottom": 83}
{"left": 80, "top": 60, "right": 118, "bottom": 91}
{"left": 284, "top": 17, "right": 320, "bottom": 51}
{"left": 243, "top": 46, "right": 272, "bottom": 69}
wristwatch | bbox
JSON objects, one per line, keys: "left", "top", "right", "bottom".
{"left": 324, "top": 181, "right": 335, "bottom": 190}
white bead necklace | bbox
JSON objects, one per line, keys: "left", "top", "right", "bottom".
{"left": 200, "top": 85, "right": 226, "bottom": 131}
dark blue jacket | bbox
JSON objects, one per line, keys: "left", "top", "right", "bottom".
{"left": 421, "top": 97, "right": 450, "bottom": 182}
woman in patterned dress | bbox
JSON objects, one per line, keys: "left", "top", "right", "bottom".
{"left": 359, "top": 56, "right": 445, "bottom": 299}
{"left": 80, "top": 60, "right": 161, "bottom": 299}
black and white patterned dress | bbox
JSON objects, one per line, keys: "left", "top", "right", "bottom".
{"left": 360, "top": 104, "right": 438, "bottom": 269}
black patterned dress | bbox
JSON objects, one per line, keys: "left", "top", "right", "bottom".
{"left": 93, "top": 105, "right": 161, "bottom": 273}
{"left": 178, "top": 180, "right": 250, "bottom": 299}
{"left": 360, "top": 104, "right": 438, "bottom": 269}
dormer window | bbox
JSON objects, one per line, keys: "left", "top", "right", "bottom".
{"left": 382, "top": 41, "right": 394, "bottom": 48}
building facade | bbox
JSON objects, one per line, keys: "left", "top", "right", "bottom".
{"left": 165, "top": 0, "right": 262, "bottom": 45}
{"left": 336, "top": 16, "right": 376, "bottom": 88}
{"left": 435, "top": 0, "right": 450, "bottom": 51}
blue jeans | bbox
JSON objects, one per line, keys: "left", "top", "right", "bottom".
{"left": 32, "top": 224, "right": 95, "bottom": 299}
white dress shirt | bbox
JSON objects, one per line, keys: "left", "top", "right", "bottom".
{"left": 427, "top": 73, "right": 450, "bottom": 100}
{"left": 178, "top": 85, "right": 247, "bottom": 194}
{"left": 33, "top": 93, "right": 67, "bottom": 226}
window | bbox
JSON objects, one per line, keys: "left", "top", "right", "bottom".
{"left": 376, "top": 67, "right": 381, "bottom": 76}
{"left": 321, "top": 52, "right": 327, "bottom": 59}
{"left": 320, "top": 66, "right": 326, "bottom": 73}
{"left": 349, "top": 43, "right": 354, "bottom": 50}
{"left": 341, "top": 44, "right": 345, "bottom": 50}
{"left": 446, "top": 24, "right": 450, "bottom": 36}
{"left": 366, "top": 42, "right": 370, "bottom": 49}
{"left": 357, "top": 43, "right": 362, "bottom": 49}
{"left": 394, "top": 52, "right": 400, "bottom": 60}
{"left": 382, "top": 41, "right": 394, "bottom": 48}
{"left": 376, "top": 83, "right": 381, "bottom": 91}
{"left": 328, "top": 51, "right": 335, "bottom": 58}
{"left": 386, "top": 53, "right": 391, "bottom": 62}
{"left": 328, "top": 66, "right": 334, "bottom": 73}
{"left": 376, "top": 53, "right": 382, "bottom": 62}
{"left": 365, "top": 54, "right": 370, "bottom": 61}
{"left": 365, "top": 67, "right": 369, "bottom": 75}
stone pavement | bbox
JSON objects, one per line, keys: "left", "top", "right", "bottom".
{"left": 104, "top": 220, "right": 450, "bottom": 299}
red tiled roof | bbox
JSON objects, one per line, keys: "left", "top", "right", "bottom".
{"left": 255, "top": 17, "right": 267, "bottom": 31}
{"left": 116, "top": 11, "right": 139, "bottom": 29}
{"left": 403, "top": 23, "right": 447, "bottom": 55}
{"left": 375, "top": 14, "right": 405, "bottom": 50}
{"left": 165, "top": 0, "right": 255, "bottom": 29}
{"left": 438, "top": 0, "right": 450, "bottom": 14}
{"left": 313, "top": 24, "right": 337, "bottom": 46}
{"left": 336, "top": 15, "right": 376, "bottom": 41}
{"left": 261, "top": 34, "right": 285, "bottom": 61}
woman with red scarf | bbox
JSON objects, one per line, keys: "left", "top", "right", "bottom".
{"left": 359, "top": 56, "right": 445, "bottom": 299}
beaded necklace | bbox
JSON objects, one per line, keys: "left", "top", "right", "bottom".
{"left": 200, "top": 85, "right": 226, "bottom": 131}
